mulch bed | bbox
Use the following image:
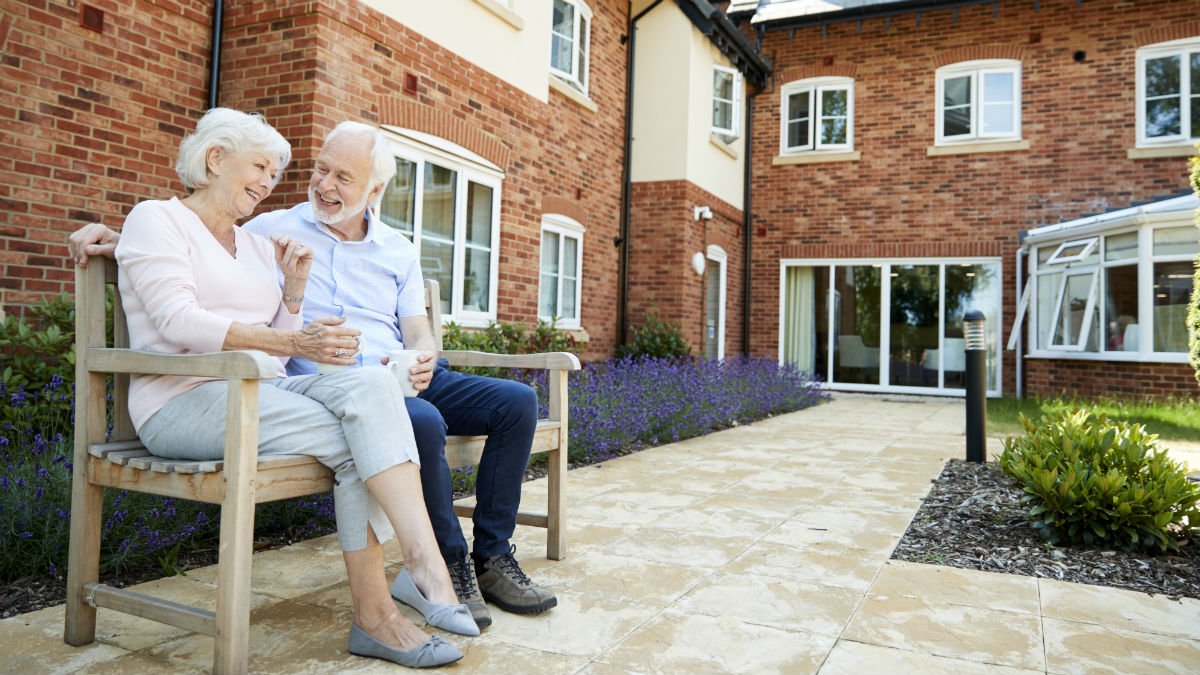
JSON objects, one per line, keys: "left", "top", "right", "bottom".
{"left": 893, "top": 459, "right": 1200, "bottom": 601}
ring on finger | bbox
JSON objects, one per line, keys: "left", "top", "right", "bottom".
{"left": 335, "top": 349, "right": 346, "bottom": 358}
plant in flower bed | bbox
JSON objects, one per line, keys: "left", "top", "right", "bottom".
{"left": 998, "top": 408, "right": 1200, "bottom": 553}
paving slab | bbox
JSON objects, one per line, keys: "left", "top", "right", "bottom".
{"left": 7, "top": 396, "right": 1200, "bottom": 674}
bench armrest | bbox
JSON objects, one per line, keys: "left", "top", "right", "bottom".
{"left": 440, "top": 350, "right": 580, "bottom": 370}
{"left": 86, "top": 348, "right": 280, "bottom": 380}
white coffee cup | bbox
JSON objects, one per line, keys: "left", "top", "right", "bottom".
{"left": 387, "top": 349, "right": 423, "bottom": 397}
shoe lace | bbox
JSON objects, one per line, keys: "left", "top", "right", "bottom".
{"left": 493, "top": 545, "right": 532, "bottom": 587}
{"left": 449, "top": 558, "right": 479, "bottom": 597}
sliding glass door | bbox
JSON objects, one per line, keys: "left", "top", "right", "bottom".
{"left": 781, "top": 259, "right": 1002, "bottom": 395}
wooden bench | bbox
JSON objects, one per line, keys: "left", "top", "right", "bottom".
{"left": 64, "top": 257, "right": 579, "bottom": 674}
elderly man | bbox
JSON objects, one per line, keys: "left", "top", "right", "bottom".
{"left": 69, "top": 121, "right": 556, "bottom": 629}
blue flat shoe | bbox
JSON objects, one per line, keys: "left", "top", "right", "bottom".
{"left": 348, "top": 622, "right": 463, "bottom": 668}
{"left": 391, "top": 567, "right": 481, "bottom": 637}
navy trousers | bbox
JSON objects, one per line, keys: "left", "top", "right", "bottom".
{"left": 405, "top": 361, "right": 538, "bottom": 563}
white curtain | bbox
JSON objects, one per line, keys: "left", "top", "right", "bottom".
{"left": 784, "top": 267, "right": 816, "bottom": 371}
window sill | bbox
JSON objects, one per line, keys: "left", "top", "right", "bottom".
{"left": 772, "top": 150, "right": 860, "bottom": 165}
{"left": 1126, "top": 145, "right": 1197, "bottom": 159}
{"left": 1025, "top": 350, "right": 1189, "bottom": 364}
{"left": 927, "top": 139, "right": 1029, "bottom": 156}
{"left": 709, "top": 133, "right": 739, "bottom": 159}
{"left": 549, "top": 76, "right": 597, "bottom": 113}
{"left": 471, "top": 0, "right": 524, "bottom": 30}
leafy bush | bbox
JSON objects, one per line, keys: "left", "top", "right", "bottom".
{"left": 615, "top": 313, "right": 691, "bottom": 360}
{"left": 999, "top": 408, "right": 1200, "bottom": 553}
{"left": 441, "top": 319, "right": 579, "bottom": 378}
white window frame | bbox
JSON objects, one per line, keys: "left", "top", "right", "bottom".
{"left": 935, "top": 60, "right": 1022, "bottom": 144}
{"left": 1135, "top": 37, "right": 1200, "bottom": 146}
{"left": 550, "top": 0, "right": 592, "bottom": 95}
{"left": 1026, "top": 219, "right": 1197, "bottom": 363}
{"left": 1044, "top": 267, "right": 1100, "bottom": 352}
{"left": 777, "top": 257, "right": 1004, "bottom": 398}
{"left": 779, "top": 77, "right": 854, "bottom": 154}
{"left": 1045, "top": 238, "right": 1098, "bottom": 265}
{"left": 379, "top": 130, "right": 504, "bottom": 327}
{"left": 538, "top": 214, "right": 585, "bottom": 329}
{"left": 706, "top": 244, "right": 728, "bottom": 360}
{"left": 712, "top": 65, "right": 741, "bottom": 137}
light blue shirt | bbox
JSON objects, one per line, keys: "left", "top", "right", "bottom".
{"left": 243, "top": 203, "right": 426, "bottom": 376}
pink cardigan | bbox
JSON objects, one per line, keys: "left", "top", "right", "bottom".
{"left": 115, "top": 197, "right": 302, "bottom": 431}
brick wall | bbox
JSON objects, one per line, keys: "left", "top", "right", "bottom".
{"left": 748, "top": 0, "right": 1198, "bottom": 396}
{"left": 0, "top": 0, "right": 213, "bottom": 308}
{"left": 1024, "top": 358, "right": 1196, "bottom": 399}
{"left": 628, "top": 179, "right": 744, "bottom": 356}
{"left": 2, "top": 0, "right": 628, "bottom": 359}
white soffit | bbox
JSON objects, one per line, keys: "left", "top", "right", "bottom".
{"left": 1023, "top": 193, "right": 1199, "bottom": 245}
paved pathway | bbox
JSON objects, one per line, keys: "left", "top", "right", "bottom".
{"left": 3, "top": 396, "right": 1199, "bottom": 674}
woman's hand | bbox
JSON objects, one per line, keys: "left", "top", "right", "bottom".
{"left": 273, "top": 235, "right": 312, "bottom": 313}
{"left": 293, "top": 316, "right": 361, "bottom": 365}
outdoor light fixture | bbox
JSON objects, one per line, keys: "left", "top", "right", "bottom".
{"left": 691, "top": 252, "right": 707, "bottom": 275}
{"left": 693, "top": 205, "right": 713, "bottom": 221}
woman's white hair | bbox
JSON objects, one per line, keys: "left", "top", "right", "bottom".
{"left": 323, "top": 121, "right": 397, "bottom": 206}
{"left": 175, "top": 108, "right": 292, "bottom": 192}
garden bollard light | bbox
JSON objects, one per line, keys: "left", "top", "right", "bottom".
{"left": 964, "top": 310, "right": 987, "bottom": 463}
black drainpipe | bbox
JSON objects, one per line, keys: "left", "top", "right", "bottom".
{"left": 741, "top": 85, "right": 757, "bottom": 356}
{"left": 207, "top": 0, "right": 224, "bottom": 109}
{"left": 617, "top": 0, "right": 664, "bottom": 350}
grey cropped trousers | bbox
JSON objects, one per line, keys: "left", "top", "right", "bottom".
{"left": 138, "top": 366, "right": 419, "bottom": 551}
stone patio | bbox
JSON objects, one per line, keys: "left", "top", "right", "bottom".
{"left": 3, "top": 396, "right": 1199, "bottom": 674}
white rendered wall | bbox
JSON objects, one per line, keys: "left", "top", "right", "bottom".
{"left": 630, "top": 3, "right": 691, "bottom": 183}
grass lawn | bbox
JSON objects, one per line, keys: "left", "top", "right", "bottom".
{"left": 987, "top": 396, "right": 1200, "bottom": 443}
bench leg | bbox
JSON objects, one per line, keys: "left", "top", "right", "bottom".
{"left": 64, "top": 470, "right": 103, "bottom": 646}
{"left": 546, "top": 370, "right": 568, "bottom": 561}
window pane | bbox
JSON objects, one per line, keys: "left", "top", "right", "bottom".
{"left": 821, "top": 118, "right": 847, "bottom": 145}
{"left": 944, "top": 107, "right": 971, "bottom": 136}
{"left": 1104, "top": 232, "right": 1138, "bottom": 261}
{"left": 1145, "top": 55, "right": 1181, "bottom": 98}
{"left": 787, "top": 120, "right": 809, "bottom": 148}
{"left": 713, "top": 70, "right": 733, "bottom": 99}
{"left": 466, "top": 182, "right": 493, "bottom": 246}
{"left": 1146, "top": 98, "right": 1182, "bottom": 137}
{"left": 422, "top": 163, "right": 456, "bottom": 239}
{"left": 889, "top": 265, "right": 940, "bottom": 388}
{"left": 944, "top": 75, "right": 971, "bottom": 107}
{"left": 1153, "top": 226, "right": 1200, "bottom": 257}
{"left": 821, "top": 89, "right": 847, "bottom": 117}
{"left": 945, "top": 263, "right": 1001, "bottom": 390}
{"left": 563, "top": 236, "right": 578, "bottom": 278}
{"left": 562, "top": 275, "right": 577, "bottom": 320}
{"left": 551, "top": 0, "right": 574, "bottom": 73}
{"left": 539, "top": 273, "right": 558, "bottom": 317}
{"left": 786, "top": 91, "right": 811, "bottom": 148}
{"left": 713, "top": 100, "right": 733, "bottom": 132}
{"left": 788, "top": 91, "right": 810, "bottom": 122}
{"left": 541, "top": 230, "right": 559, "bottom": 275}
{"left": 1104, "top": 265, "right": 1139, "bottom": 351}
{"left": 982, "top": 102, "right": 1014, "bottom": 134}
{"left": 422, "top": 240, "right": 454, "bottom": 315}
{"left": 982, "top": 72, "right": 1013, "bottom": 103}
{"left": 832, "top": 265, "right": 881, "bottom": 385}
{"left": 463, "top": 247, "right": 490, "bottom": 312}
{"left": 782, "top": 266, "right": 828, "bottom": 380}
{"left": 1052, "top": 273, "right": 1095, "bottom": 348}
{"left": 380, "top": 157, "right": 416, "bottom": 238}
{"left": 1153, "top": 260, "right": 1191, "bottom": 352}
{"left": 1036, "top": 271, "right": 1062, "bottom": 349}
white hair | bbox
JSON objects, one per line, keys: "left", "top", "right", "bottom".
{"left": 323, "top": 121, "right": 397, "bottom": 206}
{"left": 175, "top": 108, "right": 292, "bottom": 192}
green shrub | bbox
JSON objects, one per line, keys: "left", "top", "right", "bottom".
{"left": 999, "top": 408, "right": 1200, "bottom": 553}
{"left": 440, "top": 319, "right": 579, "bottom": 378}
{"left": 615, "top": 313, "right": 691, "bottom": 360}
{"left": 1, "top": 294, "right": 78, "bottom": 433}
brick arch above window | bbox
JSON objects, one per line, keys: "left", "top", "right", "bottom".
{"left": 541, "top": 196, "right": 589, "bottom": 227}
{"left": 932, "top": 45, "right": 1024, "bottom": 68}
{"left": 1135, "top": 21, "right": 1200, "bottom": 47}
{"left": 776, "top": 64, "right": 857, "bottom": 86}
{"left": 377, "top": 99, "right": 511, "bottom": 172}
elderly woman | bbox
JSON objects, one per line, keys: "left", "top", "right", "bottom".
{"left": 114, "top": 108, "right": 472, "bottom": 669}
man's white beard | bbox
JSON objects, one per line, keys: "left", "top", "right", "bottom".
{"left": 310, "top": 186, "right": 372, "bottom": 226}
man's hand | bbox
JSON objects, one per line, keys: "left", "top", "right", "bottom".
{"left": 382, "top": 351, "right": 437, "bottom": 392}
{"left": 69, "top": 223, "right": 120, "bottom": 267}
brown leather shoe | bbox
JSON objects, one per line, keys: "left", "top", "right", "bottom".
{"left": 474, "top": 545, "right": 557, "bottom": 615}
{"left": 448, "top": 556, "right": 492, "bottom": 629}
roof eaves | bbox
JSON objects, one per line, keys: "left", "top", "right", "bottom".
{"left": 674, "top": 0, "right": 772, "bottom": 87}
{"left": 751, "top": 0, "right": 988, "bottom": 30}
